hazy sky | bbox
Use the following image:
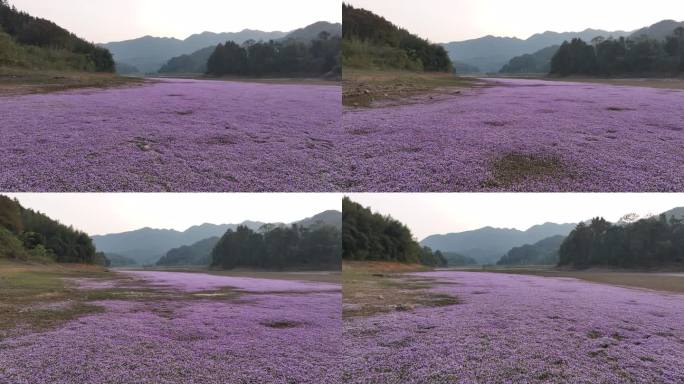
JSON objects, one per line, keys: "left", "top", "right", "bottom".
{"left": 348, "top": 194, "right": 684, "bottom": 240}
{"left": 10, "top": 0, "right": 341, "bottom": 43}
{"left": 7, "top": 193, "right": 342, "bottom": 236}
{"left": 346, "top": 0, "right": 684, "bottom": 42}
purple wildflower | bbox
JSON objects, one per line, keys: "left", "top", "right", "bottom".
{"left": 342, "top": 78, "right": 684, "bottom": 191}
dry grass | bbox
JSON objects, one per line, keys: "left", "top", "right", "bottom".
{"left": 343, "top": 261, "right": 458, "bottom": 317}
{"left": 343, "top": 69, "right": 486, "bottom": 107}
{"left": 0, "top": 261, "right": 114, "bottom": 336}
{"left": 0, "top": 67, "right": 145, "bottom": 96}
{"left": 485, "top": 153, "right": 574, "bottom": 188}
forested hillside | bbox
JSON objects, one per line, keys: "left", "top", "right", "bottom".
{"left": 103, "top": 30, "right": 287, "bottom": 74}
{"left": 0, "top": 195, "right": 99, "bottom": 264}
{"left": 156, "top": 237, "right": 219, "bottom": 266}
{"left": 206, "top": 33, "right": 340, "bottom": 77}
{"left": 159, "top": 46, "right": 215, "bottom": 74}
{"left": 0, "top": 0, "right": 114, "bottom": 71}
{"left": 442, "top": 29, "right": 629, "bottom": 73}
{"left": 497, "top": 235, "right": 565, "bottom": 265}
{"left": 211, "top": 224, "right": 341, "bottom": 270}
{"left": 499, "top": 45, "right": 559, "bottom": 74}
{"left": 443, "top": 252, "right": 478, "bottom": 267}
{"left": 559, "top": 214, "right": 684, "bottom": 268}
{"left": 342, "top": 4, "right": 452, "bottom": 72}
{"left": 342, "top": 197, "right": 447, "bottom": 266}
{"left": 551, "top": 27, "right": 684, "bottom": 76}
{"left": 158, "top": 22, "right": 341, "bottom": 76}
{"left": 421, "top": 222, "right": 575, "bottom": 265}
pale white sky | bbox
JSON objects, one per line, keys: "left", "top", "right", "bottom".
{"left": 9, "top": 0, "right": 341, "bottom": 43}
{"left": 348, "top": 194, "right": 684, "bottom": 240}
{"left": 7, "top": 193, "right": 342, "bottom": 236}
{"left": 346, "top": 0, "right": 684, "bottom": 42}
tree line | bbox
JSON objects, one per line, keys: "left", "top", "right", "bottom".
{"left": 211, "top": 224, "right": 341, "bottom": 270}
{"left": 342, "top": 3, "right": 452, "bottom": 72}
{"left": 559, "top": 215, "right": 684, "bottom": 268}
{"left": 206, "top": 33, "right": 340, "bottom": 77}
{"left": 551, "top": 28, "right": 684, "bottom": 76}
{"left": 0, "top": 195, "right": 100, "bottom": 264}
{"left": 342, "top": 197, "right": 447, "bottom": 267}
{"left": 0, "top": 0, "right": 114, "bottom": 72}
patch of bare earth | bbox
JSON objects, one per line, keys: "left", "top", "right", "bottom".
{"left": 343, "top": 69, "right": 487, "bottom": 107}
{"left": 484, "top": 153, "right": 576, "bottom": 188}
{"left": 343, "top": 262, "right": 459, "bottom": 318}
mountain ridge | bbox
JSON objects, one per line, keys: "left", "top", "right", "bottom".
{"left": 103, "top": 21, "right": 340, "bottom": 74}
{"left": 420, "top": 222, "right": 578, "bottom": 265}
{"left": 442, "top": 27, "right": 636, "bottom": 73}
{"left": 92, "top": 210, "right": 341, "bottom": 265}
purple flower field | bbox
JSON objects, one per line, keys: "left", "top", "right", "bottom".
{"left": 0, "top": 272, "right": 342, "bottom": 383}
{"left": 0, "top": 79, "right": 342, "bottom": 192}
{"left": 343, "top": 272, "right": 684, "bottom": 383}
{"left": 342, "top": 78, "right": 684, "bottom": 191}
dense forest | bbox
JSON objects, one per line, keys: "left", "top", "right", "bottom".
{"left": 559, "top": 215, "right": 684, "bottom": 268}
{"left": 342, "top": 197, "right": 447, "bottom": 266}
{"left": 551, "top": 27, "right": 684, "bottom": 76}
{"left": 497, "top": 235, "right": 565, "bottom": 266}
{"left": 342, "top": 4, "right": 452, "bottom": 72}
{"left": 0, "top": 195, "right": 100, "bottom": 264}
{"left": 157, "top": 236, "right": 219, "bottom": 266}
{"left": 206, "top": 33, "right": 340, "bottom": 77}
{"left": 211, "top": 224, "right": 341, "bottom": 270}
{"left": 0, "top": 0, "right": 114, "bottom": 72}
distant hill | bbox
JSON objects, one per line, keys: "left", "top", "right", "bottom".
{"left": 0, "top": 2, "right": 114, "bottom": 72}
{"left": 443, "top": 252, "right": 478, "bottom": 267}
{"left": 631, "top": 20, "right": 684, "bottom": 41}
{"left": 156, "top": 210, "right": 342, "bottom": 267}
{"left": 497, "top": 235, "right": 566, "bottom": 266}
{"left": 158, "top": 46, "right": 214, "bottom": 74}
{"left": 283, "top": 21, "right": 342, "bottom": 41}
{"left": 102, "top": 30, "right": 287, "bottom": 74}
{"left": 442, "top": 29, "right": 629, "bottom": 73}
{"left": 92, "top": 222, "right": 266, "bottom": 265}
{"left": 105, "top": 253, "right": 138, "bottom": 267}
{"left": 453, "top": 60, "right": 481, "bottom": 74}
{"left": 92, "top": 210, "right": 341, "bottom": 265}
{"left": 499, "top": 45, "right": 559, "bottom": 74}
{"left": 156, "top": 237, "right": 219, "bottom": 267}
{"left": 296, "top": 210, "right": 342, "bottom": 229}
{"left": 159, "top": 22, "right": 341, "bottom": 75}
{"left": 114, "top": 62, "right": 140, "bottom": 75}
{"left": 420, "top": 223, "right": 576, "bottom": 265}
{"left": 662, "top": 207, "right": 684, "bottom": 220}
